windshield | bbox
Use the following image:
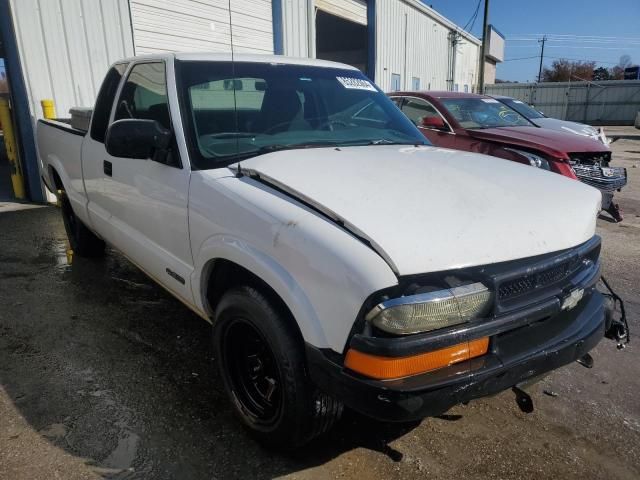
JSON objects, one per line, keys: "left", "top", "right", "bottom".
{"left": 497, "top": 98, "right": 545, "bottom": 119}
{"left": 440, "top": 97, "right": 533, "bottom": 129}
{"left": 176, "top": 61, "right": 428, "bottom": 169}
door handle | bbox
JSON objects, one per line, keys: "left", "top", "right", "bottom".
{"left": 103, "top": 160, "right": 112, "bottom": 177}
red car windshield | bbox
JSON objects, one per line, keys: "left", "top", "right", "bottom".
{"left": 441, "top": 98, "right": 533, "bottom": 129}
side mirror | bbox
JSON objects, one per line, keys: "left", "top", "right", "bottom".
{"left": 105, "top": 119, "right": 171, "bottom": 160}
{"left": 420, "top": 116, "right": 447, "bottom": 130}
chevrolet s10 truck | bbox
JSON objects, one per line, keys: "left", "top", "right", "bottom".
{"left": 37, "top": 53, "right": 627, "bottom": 447}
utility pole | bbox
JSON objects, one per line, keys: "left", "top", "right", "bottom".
{"left": 477, "top": 0, "right": 490, "bottom": 93}
{"left": 537, "top": 35, "right": 547, "bottom": 83}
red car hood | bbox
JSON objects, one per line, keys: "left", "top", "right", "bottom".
{"left": 467, "top": 126, "right": 609, "bottom": 159}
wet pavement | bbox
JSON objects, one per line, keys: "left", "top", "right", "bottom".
{"left": 1, "top": 132, "right": 640, "bottom": 479}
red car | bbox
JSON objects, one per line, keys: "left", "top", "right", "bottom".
{"left": 388, "top": 91, "right": 625, "bottom": 221}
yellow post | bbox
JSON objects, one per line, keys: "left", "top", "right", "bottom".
{"left": 41, "top": 99, "right": 56, "bottom": 119}
{"left": 0, "top": 97, "right": 26, "bottom": 199}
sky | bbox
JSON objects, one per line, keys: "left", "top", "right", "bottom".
{"left": 424, "top": 0, "right": 640, "bottom": 82}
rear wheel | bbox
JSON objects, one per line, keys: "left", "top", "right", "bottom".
{"left": 213, "top": 286, "right": 342, "bottom": 448}
{"left": 59, "top": 190, "right": 105, "bottom": 257}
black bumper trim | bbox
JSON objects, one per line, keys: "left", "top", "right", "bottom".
{"left": 351, "top": 262, "right": 600, "bottom": 358}
{"left": 307, "top": 291, "right": 605, "bottom": 422}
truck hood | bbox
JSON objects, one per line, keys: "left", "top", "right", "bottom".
{"left": 467, "top": 126, "right": 608, "bottom": 157}
{"left": 233, "top": 145, "right": 601, "bottom": 276}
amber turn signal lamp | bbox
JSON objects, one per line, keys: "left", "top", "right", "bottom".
{"left": 344, "top": 337, "right": 489, "bottom": 380}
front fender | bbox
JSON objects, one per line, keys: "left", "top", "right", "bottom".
{"left": 192, "top": 233, "right": 329, "bottom": 348}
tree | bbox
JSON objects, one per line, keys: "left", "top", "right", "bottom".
{"left": 609, "top": 55, "right": 635, "bottom": 80}
{"left": 592, "top": 66, "right": 610, "bottom": 81}
{"left": 542, "top": 59, "right": 596, "bottom": 82}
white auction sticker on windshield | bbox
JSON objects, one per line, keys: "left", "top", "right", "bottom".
{"left": 481, "top": 98, "right": 499, "bottom": 103}
{"left": 336, "top": 76, "right": 377, "bottom": 91}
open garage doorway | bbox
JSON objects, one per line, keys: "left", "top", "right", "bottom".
{"left": 315, "top": 6, "right": 368, "bottom": 74}
{"left": 0, "top": 53, "right": 16, "bottom": 201}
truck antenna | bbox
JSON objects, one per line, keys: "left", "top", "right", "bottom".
{"left": 227, "top": 0, "right": 240, "bottom": 159}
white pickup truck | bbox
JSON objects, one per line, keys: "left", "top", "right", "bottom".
{"left": 37, "top": 53, "right": 624, "bottom": 447}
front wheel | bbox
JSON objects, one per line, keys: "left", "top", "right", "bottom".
{"left": 59, "top": 190, "right": 105, "bottom": 257}
{"left": 213, "top": 286, "right": 342, "bottom": 448}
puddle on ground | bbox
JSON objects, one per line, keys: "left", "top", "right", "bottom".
{"left": 52, "top": 241, "right": 73, "bottom": 271}
{"left": 39, "top": 423, "right": 67, "bottom": 438}
{"left": 102, "top": 428, "right": 140, "bottom": 471}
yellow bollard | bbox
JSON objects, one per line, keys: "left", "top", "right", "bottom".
{"left": 0, "top": 97, "right": 26, "bottom": 199}
{"left": 41, "top": 99, "right": 56, "bottom": 119}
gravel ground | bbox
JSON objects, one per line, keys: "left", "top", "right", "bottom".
{"left": 1, "top": 130, "right": 639, "bottom": 479}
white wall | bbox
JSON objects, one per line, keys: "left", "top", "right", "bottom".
{"left": 375, "top": 0, "right": 480, "bottom": 92}
{"left": 282, "top": 0, "right": 312, "bottom": 57}
{"left": 129, "top": 0, "right": 274, "bottom": 55}
{"left": 9, "top": 0, "right": 134, "bottom": 116}
{"left": 454, "top": 38, "right": 480, "bottom": 92}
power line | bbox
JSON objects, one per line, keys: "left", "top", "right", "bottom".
{"left": 463, "top": 0, "right": 481, "bottom": 32}
{"left": 503, "top": 55, "right": 621, "bottom": 64}
{"left": 502, "top": 55, "right": 541, "bottom": 62}
{"left": 502, "top": 33, "right": 640, "bottom": 41}
{"left": 507, "top": 45, "right": 640, "bottom": 50}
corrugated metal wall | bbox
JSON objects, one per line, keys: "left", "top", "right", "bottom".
{"left": 282, "top": 0, "right": 311, "bottom": 57}
{"left": 485, "top": 80, "right": 640, "bottom": 126}
{"left": 375, "top": 0, "right": 480, "bottom": 92}
{"left": 454, "top": 39, "right": 479, "bottom": 92}
{"left": 9, "top": 0, "right": 134, "bottom": 116}
{"left": 129, "top": 0, "right": 274, "bottom": 55}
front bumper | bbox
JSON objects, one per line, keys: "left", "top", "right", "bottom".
{"left": 307, "top": 288, "right": 606, "bottom": 423}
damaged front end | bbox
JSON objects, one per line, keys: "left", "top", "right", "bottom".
{"left": 570, "top": 151, "right": 627, "bottom": 222}
{"left": 307, "top": 236, "right": 631, "bottom": 421}
{"left": 601, "top": 276, "right": 630, "bottom": 349}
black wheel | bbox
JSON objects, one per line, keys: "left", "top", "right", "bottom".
{"left": 59, "top": 190, "right": 105, "bottom": 257}
{"left": 213, "top": 286, "right": 342, "bottom": 447}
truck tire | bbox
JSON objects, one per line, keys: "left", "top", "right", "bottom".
{"left": 213, "top": 286, "right": 342, "bottom": 448}
{"left": 59, "top": 191, "right": 105, "bottom": 257}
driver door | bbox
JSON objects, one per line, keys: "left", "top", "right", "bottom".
{"left": 101, "top": 61, "right": 194, "bottom": 302}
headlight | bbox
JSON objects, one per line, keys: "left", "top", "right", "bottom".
{"left": 504, "top": 148, "right": 550, "bottom": 170}
{"left": 365, "top": 282, "right": 493, "bottom": 335}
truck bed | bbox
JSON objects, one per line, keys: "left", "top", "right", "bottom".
{"left": 37, "top": 119, "right": 87, "bottom": 216}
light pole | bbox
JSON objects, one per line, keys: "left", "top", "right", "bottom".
{"left": 477, "top": 0, "right": 490, "bottom": 93}
{"left": 537, "top": 35, "right": 547, "bottom": 83}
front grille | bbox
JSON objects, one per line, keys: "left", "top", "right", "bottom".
{"left": 493, "top": 237, "right": 601, "bottom": 310}
{"left": 573, "top": 164, "right": 627, "bottom": 192}
{"left": 498, "top": 261, "right": 572, "bottom": 301}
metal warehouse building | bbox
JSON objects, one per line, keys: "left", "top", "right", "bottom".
{"left": 0, "top": 0, "right": 481, "bottom": 202}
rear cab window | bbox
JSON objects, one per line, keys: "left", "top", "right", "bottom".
{"left": 90, "top": 63, "right": 128, "bottom": 143}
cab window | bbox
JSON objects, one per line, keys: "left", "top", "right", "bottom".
{"left": 114, "top": 62, "right": 171, "bottom": 130}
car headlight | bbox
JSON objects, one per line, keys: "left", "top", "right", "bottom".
{"left": 365, "top": 282, "right": 493, "bottom": 335}
{"left": 504, "top": 148, "right": 550, "bottom": 170}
